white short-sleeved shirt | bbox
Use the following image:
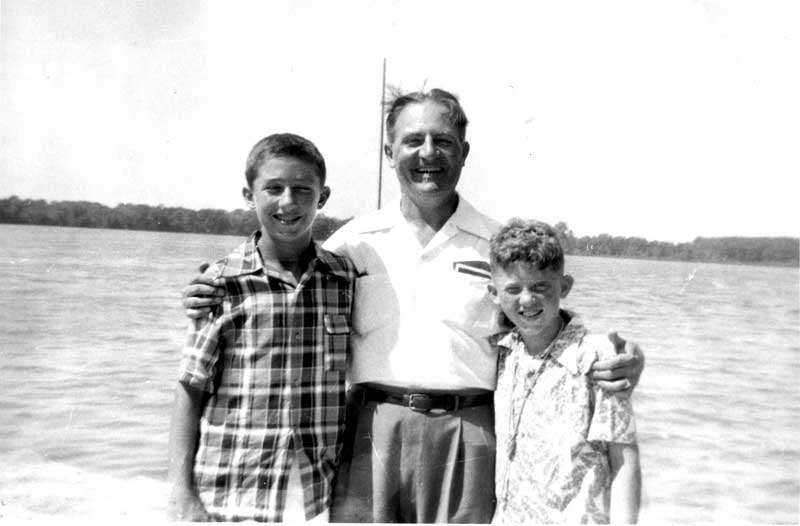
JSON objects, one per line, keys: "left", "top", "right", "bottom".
{"left": 323, "top": 196, "right": 501, "bottom": 390}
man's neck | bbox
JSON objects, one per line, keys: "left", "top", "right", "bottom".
{"left": 399, "top": 193, "right": 459, "bottom": 246}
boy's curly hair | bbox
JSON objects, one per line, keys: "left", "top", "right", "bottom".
{"left": 489, "top": 218, "right": 565, "bottom": 272}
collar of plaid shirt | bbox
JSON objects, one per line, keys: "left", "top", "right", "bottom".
{"left": 212, "top": 230, "right": 353, "bottom": 281}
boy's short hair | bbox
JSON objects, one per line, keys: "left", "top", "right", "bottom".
{"left": 490, "top": 218, "right": 565, "bottom": 273}
{"left": 245, "top": 133, "right": 327, "bottom": 188}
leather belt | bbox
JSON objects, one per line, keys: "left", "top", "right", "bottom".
{"left": 353, "top": 386, "right": 493, "bottom": 413}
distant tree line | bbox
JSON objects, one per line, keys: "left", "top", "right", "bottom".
{"left": 0, "top": 195, "right": 349, "bottom": 241}
{"left": 552, "top": 222, "right": 798, "bottom": 267}
{"left": 1, "top": 196, "right": 796, "bottom": 266}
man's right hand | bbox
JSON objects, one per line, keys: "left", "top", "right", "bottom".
{"left": 181, "top": 263, "right": 225, "bottom": 319}
{"left": 167, "top": 485, "right": 211, "bottom": 521}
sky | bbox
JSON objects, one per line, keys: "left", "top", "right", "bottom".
{"left": 1, "top": 0, "right": 798, "bottom": 242}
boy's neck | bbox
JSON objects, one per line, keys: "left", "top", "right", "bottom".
{"left": 518, "top": 313, "right": 566, "bottom": 357}
{"left": 257, "top": 231, "right": 314, "bottom": 282}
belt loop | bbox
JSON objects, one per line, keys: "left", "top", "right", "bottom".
{"left": 453, "top": 395, "right": 460, "bottom": 412}
{"left": 354, "top": 385, "right": 366, "bottom": 405}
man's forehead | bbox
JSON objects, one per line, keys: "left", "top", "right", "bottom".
{"left": 396, "top": 102, "right": 455, "bottom": 128}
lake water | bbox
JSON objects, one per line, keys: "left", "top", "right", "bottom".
{"left": 1, "top": 224, "right": 798, "bottom": 523}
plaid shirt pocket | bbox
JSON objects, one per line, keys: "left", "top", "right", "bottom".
{"left": 323, "top": 313, "right": 351, "bottom": 371}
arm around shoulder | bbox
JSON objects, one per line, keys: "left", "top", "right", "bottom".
{"left": 590, "top": 332, "right": 645, "bottom": 397}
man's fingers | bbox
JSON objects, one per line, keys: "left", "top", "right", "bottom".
{"left": 188, "top": 274, "right": 224, "bottom": 287}
{"left": 185, "top": 307, "right": 213, "bottom": 319}
{"left": 181, "top": 283, "right": 225, "bottom": 299}
{"left": 607, "top": 330, "right": 627, "bottom": 354}
{"left": 182, "top": 295, "right": 221, "bottom": 308}
{"left": 594, "top": 379, "right": 633, "bottom": 398}
{"left": 592, "top": 351, "right": 635, "bottom": 372}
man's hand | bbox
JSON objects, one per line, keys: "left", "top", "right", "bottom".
{"left": 589, "top": 331, "right": 645, "bottom": 398}
{"left": 181, "top": 263, "right": 225, "bottom": 319}
{"left": 167, "top": 485, "right": 211, "bottom": 521}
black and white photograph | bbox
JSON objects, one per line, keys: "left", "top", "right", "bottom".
{"left": 1, "top": 1, "right": 797, "bottom": 523}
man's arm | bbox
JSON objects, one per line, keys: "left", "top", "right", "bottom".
{"left": 590, "top": 332, "right": 645, "bottom": 397}
{"left": 166, "top": 382, "right": 210, "bottom": 521}
{"left": 182, "top": 263, "right": 225, "bottom": 319}
{"left": 608, "top": 442, "right": 641, "bottom": 524}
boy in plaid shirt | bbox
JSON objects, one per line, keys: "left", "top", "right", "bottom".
{"left": 167, "top": 133, "right": 356, "bottom": 522}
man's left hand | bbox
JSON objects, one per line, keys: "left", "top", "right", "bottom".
{"left": 590, "top": 331, "right": 645, "bottom": 398}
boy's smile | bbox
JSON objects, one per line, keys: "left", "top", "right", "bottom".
{"left": 489, "top": 262, "right": 573, "bottom": 340}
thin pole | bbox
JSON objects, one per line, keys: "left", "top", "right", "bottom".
{"left": 377, "top": 58, "right": 386, "bottom": 210}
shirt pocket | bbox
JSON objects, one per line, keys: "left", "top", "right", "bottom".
{"left": 323, "top": 313, "right": 351, "bottom": 372}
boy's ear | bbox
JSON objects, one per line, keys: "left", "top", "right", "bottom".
{"left": 242, "top": 186, "right": 255, "bottom": 208}
{"left": 560, "top": 275, "right": 574, "bottom": 299}
{"left": 487, "top": 282, "right": 500, "bottom": 305}
{"left": 317, "top": 186, "right": 331, "bottom": 209}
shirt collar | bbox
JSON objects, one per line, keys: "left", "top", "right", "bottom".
{"left": 350, "top": 194, "right": 493, "bottom": 241}
{"left": 214, "top": 231, "right": 352, "bottom": 280}
{"left": 443, "top": 195, "right": 494, "bottom": 241}
{"left": 492, "top": 310, "right": 590, "bottom": 375}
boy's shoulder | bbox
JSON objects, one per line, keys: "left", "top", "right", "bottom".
{"left": 314, "top": 243, "right": 358, "bottom": 281}
{"left": 544, "top": 312, "right": 617, "bottom": 376}
{"left": 203, "top": 234, "right": 260, "bottom": 280}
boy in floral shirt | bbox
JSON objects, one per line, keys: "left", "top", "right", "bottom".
{"left": 488, "top": 219, "right": 641, "bottom": 523}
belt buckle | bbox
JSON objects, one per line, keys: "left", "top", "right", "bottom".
{"left": 407, "top": 393, "right": 432, "bottom": 413}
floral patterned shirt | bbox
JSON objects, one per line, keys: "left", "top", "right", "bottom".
{"left": 491, "top": 311, "right": 637, "bottom": 524}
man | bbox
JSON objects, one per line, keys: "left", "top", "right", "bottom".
{"left": 181, "top": 88, "right": 644, "bottom": 523}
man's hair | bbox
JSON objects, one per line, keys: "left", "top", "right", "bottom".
{"left": 490, "top": 219, "right": 565, "bottom": 273}
{"left": 384, "top": 87, "right": 469, "bottom": 143}
{"left": 244, "top": 133, "right": 326, "bottom": 188}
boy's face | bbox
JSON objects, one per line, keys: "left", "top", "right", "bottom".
{"left": 242, "top": 156, "right": 330, "bottom": 245}
{"left": 488, "top": 262, "right": 573, "bottom": 336}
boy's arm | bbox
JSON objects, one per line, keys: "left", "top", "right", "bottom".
{"left": 167, "top": 382, "right": 210, "bottom": 521}
{"left": 608, "top": 442, "right": 641, "bottom": 524}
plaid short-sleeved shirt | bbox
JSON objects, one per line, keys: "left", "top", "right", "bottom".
{"left": 178, "top": 231, "right": 356, "bottom": 522}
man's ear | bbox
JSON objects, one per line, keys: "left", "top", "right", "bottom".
{"left": 461, "top": 141, "right": 470, "bottom": 165}
{"left": 487, "top": 282, "right": 500, "bottom": 305}
{"left": 560, "top": 275, "right": 574, "bottom": 299}
{"left": 317, "top": 186, "right": 331, "bottom": 209}
{"left": 384, "top": 144, "right": 395, "bottom": 167}
{"left": 242, "top": 186, "right": 255, "bottom": 208}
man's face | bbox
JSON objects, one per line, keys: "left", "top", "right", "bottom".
{"left": 242, "top": 156, "right": 329, "bottom": 246}
{"left": 489, "top": 263, "right": 573, "bottom": 336}
{"left": 384, "top": 101, "right": 470, "bottom": 207}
